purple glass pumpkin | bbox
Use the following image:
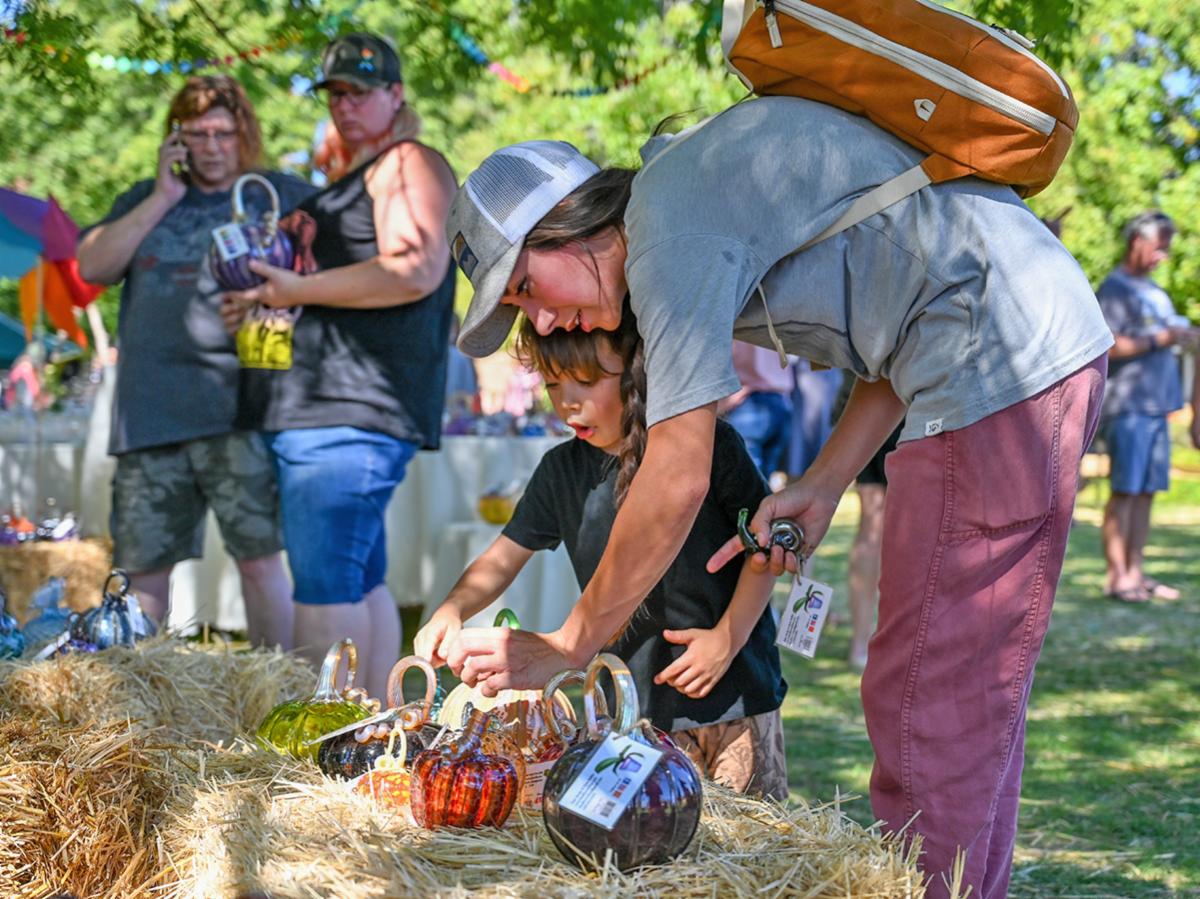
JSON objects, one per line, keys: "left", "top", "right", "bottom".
{"left": 209, "top": 173, "right": 295, "bottom": 291}
{"left": 541, "top": 653, "right": 703, "bottom": 872}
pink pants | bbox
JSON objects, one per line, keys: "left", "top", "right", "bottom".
{"left": 863, "top": 356, "right": 1106, "bottom": 899}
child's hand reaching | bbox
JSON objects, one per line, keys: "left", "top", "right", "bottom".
{"left": 654, "top": 624, "right": 737, "bottom": 699}
{"left": 413, "top": 607, "right": 465, "bottom": 667}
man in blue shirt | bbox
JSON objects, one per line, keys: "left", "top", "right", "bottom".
{"left": 1097, "top": 211, "right": 1199, "bottom": 602}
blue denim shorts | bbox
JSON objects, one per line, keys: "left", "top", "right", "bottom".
{"left": 1106, "top": 414, "right": 1170, "bottom": 495}
{"left": 264, "top": 427, "right": 418, "bottom": 605}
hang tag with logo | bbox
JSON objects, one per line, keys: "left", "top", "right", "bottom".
{"left": 775, "top": 574, "right": 833, "bottom": 659}
{"left": 557, "top": 732, "right": 664, "bottom": 830}
{"left": 519, "top": 758, "right": 556, "bottom": 809}
{"left": 212, "top": 223, "right": 250, "bottom": 262}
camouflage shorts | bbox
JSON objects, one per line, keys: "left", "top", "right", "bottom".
{"left": 670, "top": 708, "right": 789, "bottom": 801}
{"left": 111, "top": 432, "right": 283, "bottom": 572}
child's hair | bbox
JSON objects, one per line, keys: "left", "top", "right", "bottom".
{"left": 514, "top": 304, "right": 647, "bottom": 507}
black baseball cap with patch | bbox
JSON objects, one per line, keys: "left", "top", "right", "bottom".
{"left": 314, "top": 33, "right": 402, "bottom": 91}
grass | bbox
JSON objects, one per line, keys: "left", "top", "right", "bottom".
{"left": 778, "top": 424, "right": 1200, "bottom": 898}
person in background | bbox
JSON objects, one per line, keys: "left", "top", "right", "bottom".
{"left": 832, "top": 372, "right": 903, "bottom": 672}
{"left": 77, "top": 75, "right": 312, "bottom": 647}
{"left": 787, "top": 361, "right": 840, "bottom": 478}
{"left": 721, "top": 341, "right": 794, "bottom": 485}
{"left": 445, "top": 312, "right": 479, "bottom": 411}
{"left": 1097, "top": 210, "right": 1200, "bottom": 603}
{"left": 221, "top": 34, "right": 456, "bottom": 698}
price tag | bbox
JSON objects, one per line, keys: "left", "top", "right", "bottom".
{"left": 556, "top": 732, "right": 663, "bottom": 830}
{"left": 519, "top": 758, "right": 556, "bottom": 809}
{"left": 775, "top": 574, "right": 833, "bottom": 659}
{"left": 211, "top": 222, "right": 250, "bottom": 262}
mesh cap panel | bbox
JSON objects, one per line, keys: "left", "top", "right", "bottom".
{"left": 463, "top": 141, "right": 601, "bottom": 244}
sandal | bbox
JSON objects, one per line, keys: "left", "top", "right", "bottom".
{"left": 1106, "top": 586, "right": 1151, "bottom": 604}
{"left": 1142, "top": 578, "right": 1182, "bottom": 601}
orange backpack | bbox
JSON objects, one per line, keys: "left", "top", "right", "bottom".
{"left": 717, "top": 0, "right": 1078, "bottom": 245}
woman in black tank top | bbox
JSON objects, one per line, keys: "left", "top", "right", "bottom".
{"left": 222, "top": 33, "right": 456, "bottom": 698}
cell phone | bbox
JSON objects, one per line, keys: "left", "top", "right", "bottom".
{"left": 170, "top": 122, "right": 192, "bottom": 181}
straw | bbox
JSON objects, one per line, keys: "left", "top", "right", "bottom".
{"left": 0, "top": 637, "right": 943, "bottom": 898}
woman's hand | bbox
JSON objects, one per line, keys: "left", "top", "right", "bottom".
{"left": 707, "top": 475, "right": 841, "bottom": 576}
{"left": 154, "top": 132, "right": 189, "bottom": 207}
{"left": 654, "top": 625, "right": 736, "bottom": 699}
{"left": 413, "top": 607, "right": 465, "bottom": 668}
{"left": 223, "top": 259, "right": 307, "bottom": 310}
{"left": 446, "top": 627, "right": 574, "bottom": 695}
{"left": 219, "top": 295, "right": 252, "bottom": 336}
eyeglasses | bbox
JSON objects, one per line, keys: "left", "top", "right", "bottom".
{"left": 326, "top": 86, "right": 380, "bottom": 108}
{"left": 179, "top": 128, "right": 239, "bottom": 146}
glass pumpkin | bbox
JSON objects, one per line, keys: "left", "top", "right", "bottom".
{"left": 76, "top": 570, "right": 157, "bottom": 650}
{"left": 318, "top": 655, "right": 443, "bottom": 780}
{"left": 208, "top": 173, "right": 295, "bottom": 290}
{"left": 477, "top": 479, "right": 525, "bottom": 525}
{"left": 0, "top": 586, "right": 25, "bottom": 659}
{"left": 541, "top": 653, "right": 703, "bottom": 872}
{"left": 354, "top": 726, "right": 416, "bottom": 822}
{"left": 256, "top": 638, "right": 372, "bottom": 761}
{"left": 410, "top": 707, "right": 522, "bottom": 829}
{"left": 20, "top": 577, "right": 71, "bottom": 653}
{"left": 436, "top": 608, "right": 576, "bottom": 751}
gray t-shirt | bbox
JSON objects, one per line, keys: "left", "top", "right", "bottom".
{"left": 1096, "top": 266, "right": 1183, "bottom": 419}
{"left": 623, "top": 97, "right": 1114, "bottom": 442}
{"left": 83, "top": 173, "right": 315, "bottom": 454}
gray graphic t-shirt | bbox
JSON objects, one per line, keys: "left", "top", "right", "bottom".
{"left": 83, "top": 174, "right": 314, "bottom": 454}
{"left": 623, "top": 97, "right": 1114, "bottom": 442}
{"left": 1097, "top": 266, "right": 1183, "bottom": 420}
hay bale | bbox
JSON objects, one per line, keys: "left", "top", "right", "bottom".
{"left": 158, "top": 748, "right": 929, "bottom": 899}
{"left": 0, "top": 636, "right": 314, "bottom": 745}
{"left": 0, "top": 715, "right": 174, "bottom": 899}
{"left": 0, "top": 537, "right": 113, "bottom": 624}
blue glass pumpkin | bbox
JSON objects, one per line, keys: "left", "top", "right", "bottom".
{"left": 0, "top": 586, "right": 25, "bottom": 659}
{"left": 21, "top": 577, "right": 72, "bottom": 652}
{"left": 76, "top": 569, "right": 157, "bottom": 650}
{"left": 208, "top": 173, "right": 295, "bottom": 291}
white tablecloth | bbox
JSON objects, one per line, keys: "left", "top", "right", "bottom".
{"left": 68, "top": 367, "right": 580, "bottom": 634}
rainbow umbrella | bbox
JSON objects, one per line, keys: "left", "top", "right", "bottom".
{"left": 0, "top": 188, "right": 103, "bottom": 348}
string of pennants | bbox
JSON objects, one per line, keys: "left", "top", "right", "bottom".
{"left": 1, "top": 5, "right": 692, "bottom": 99}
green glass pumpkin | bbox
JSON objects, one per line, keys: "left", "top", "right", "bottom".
{"left": 256, "top": 638, "right": 372, "bottom": 761}
{"left": 317, "top": 655, "right": 443, "bottom": 780}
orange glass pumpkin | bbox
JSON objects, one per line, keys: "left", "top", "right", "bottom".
{"left": 410, "top": 708, "right": 521, "bottom": 829}
{"left": 355, "top": 727, "right": 415, "bottom": 819}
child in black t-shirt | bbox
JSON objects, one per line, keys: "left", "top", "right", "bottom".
{"left": 414, "top": 312, "right": 788, "bottom": 799}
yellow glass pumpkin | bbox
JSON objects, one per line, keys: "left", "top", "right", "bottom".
{"left": 436, "top": 609, "right": 575, "bottom": 751}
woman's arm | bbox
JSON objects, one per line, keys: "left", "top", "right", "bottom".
{"left": 709, "top": 376, "right": 906, "bottom": 576}
{"left": 78, "top": 139, "right": 188, "bottom": 284}
{"left": 230, "top": 142, "right": 457, "bottom": 310}
{"left": 447, "top": 403, "right": 717, "bottom": 691}
{"left": 413, "top": 535, "right": 533, "bottom": 667}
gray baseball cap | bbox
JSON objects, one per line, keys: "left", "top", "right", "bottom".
{"left": 446, "top": 141, "right": 601, "bottom": 358}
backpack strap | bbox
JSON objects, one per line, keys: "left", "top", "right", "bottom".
{"left": 798, "top": 162, "right": 931, "bottom": 250}
{"left": 756, "top": 160, "right": 932, "bottom": 368}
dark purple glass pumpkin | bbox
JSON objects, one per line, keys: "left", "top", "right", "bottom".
{"left": 318, "top": 655, "right": 443, "bottom": 780}
{"left": 541, "top": 653, "right": 703, "bottom": 872}
{"left": 208, "top": 173, "right": 295, "bottom": 291}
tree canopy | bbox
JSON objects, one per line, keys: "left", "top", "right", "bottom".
{"left": 1, "top": 0, "right": 1197, "bottom": 336}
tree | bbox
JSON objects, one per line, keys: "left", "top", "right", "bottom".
{"left": 2, "top": 0, "right": 1197, "bottom": 334}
